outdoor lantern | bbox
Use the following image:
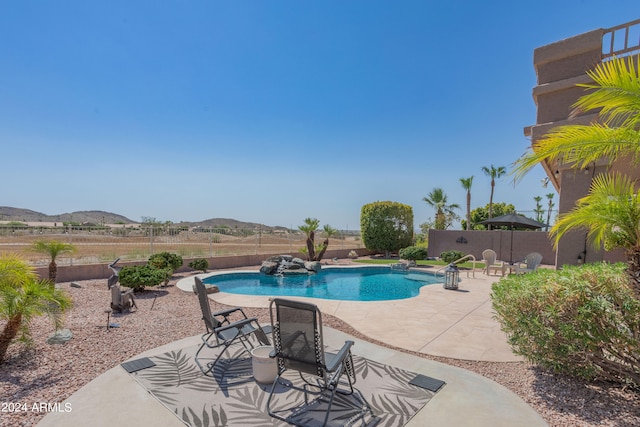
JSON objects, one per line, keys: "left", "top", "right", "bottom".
{"left": 444, "top": 263, "right": 459, "bottom": 290}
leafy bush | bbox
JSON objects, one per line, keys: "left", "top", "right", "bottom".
{"left": 188, "top": 258, "right": 209, "bottom": 273}
{"left": 360, "top": 201, "right": 413, "bottom": 257}
{"left": 399, "top": 246, "right": 427, "bottom": 261}
{"left": 440, "top": 250, "right": 465, "bottom": 263}
{"left": 492, "top": 262, "right": 640, "bottom": 387}
{"left": 148, "top": 252, "right": 183, "bottom": 271}
{"left": 119, "top": 265, "right": 171, "bottom": 291}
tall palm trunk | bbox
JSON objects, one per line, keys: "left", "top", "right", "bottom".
{"left": 625, "top": 247, "right": 640, "bottom": 298}
{"left": 48, "top": 261, "right": 57, "bottom": 283}
{"left": 466, "top": 190, "right": 471, "bottom": 230}
{"left": 306, "top": 231, "right": 316, "bottom": 261}
{"left": 0, "top": 314, "right": 22, "bottom": 363}
{"left": 315, "top": 238, "right": 330, "bottom": 261}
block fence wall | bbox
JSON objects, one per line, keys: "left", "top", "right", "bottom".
{"left": 428, "top": 229, "right": 556, "bottom": 265}
{"left": 39, "top": 248, "right": 375, "bottom": 283}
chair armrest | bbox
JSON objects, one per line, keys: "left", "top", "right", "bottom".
{"left": 212, "top": 307, "right": 246, "bottom": 318}
{"left": 326, "top": 340, "right": 354, "bottom": 373}
{"left": 214, "top": 317, "right": 259, "bottom": 334}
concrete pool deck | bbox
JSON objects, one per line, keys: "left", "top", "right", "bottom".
{"left": 37, "top": 264, "right": 547, "bottom": 427}
{"left": 177, "top": 265, "right": 520, "bottom": 362}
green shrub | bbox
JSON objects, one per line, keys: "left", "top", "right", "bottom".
{"left": 119, "top": 265, "right": 171, "bottom": 291}
{"left": 148, "top": 252, "right": 183, "bottom": 271}
{"left": 188, "top": 258, "right": 209, "bottom": 273}
{"left": 440, "top": 250, "right": 465, "bottom": 263}
{"left": 492, "top": 262, "right": 640, "bottom": 387}
{"left": 399, "top": 246, "right": 427, "bottom": 261}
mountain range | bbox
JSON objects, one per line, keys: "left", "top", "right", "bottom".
{"left": 0, "top": 206, "right": 286, "bottom": 231}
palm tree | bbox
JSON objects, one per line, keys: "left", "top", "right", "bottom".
{"left": 459, "top": 176, "right": 474, "bottom": 230}
{"left": 315, "top": 225, "right": 338, "bottom": 262}
{"left": 423, "top": 188, "right": 460, "bottom": 230}
{"left": 550, "top": 173, "right": 640, "bottom": 296}
{"left": 0, "top": 254, "right": 72, "bottom": 363}
{"left": 533, "top": 196, "right": 544, "bottom": 223}
{"left": 513, "top": 56, "right": 640, "bottom": 179}
{"left": 298, "top": 218, "right": 320, "bottom": 261}
{"left": 481, "top": 164, "right": 507, "bottom": 226}
{"left": 545, "top": 193, "right": 556, "bottom": 231}
{"left": 32, "top": 240, "right": 76, "bottom": 283}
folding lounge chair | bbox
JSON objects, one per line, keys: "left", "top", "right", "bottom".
{"left": 515, "top": 252, "right": 543, "bottom": 274}
{"left": 110, "top": 284, "right": 137, "bottom": 312}
{"left": 482, "top": 249, "right": 504, "bottom": 276}
{"left": 266, "top": 298, "right": 372, "bottom": 427}
{"left": 194, "top": 277, "right": 271, "bottom": 377}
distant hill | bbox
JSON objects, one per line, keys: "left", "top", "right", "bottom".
{"left": 0, "top": 207, "right": 135, "bottom": 224}
{"left": 0, "top": 207, "right": 289, "bottom": 230}
{"left": 176, "top": 218, "right": 290, "bottom": 232}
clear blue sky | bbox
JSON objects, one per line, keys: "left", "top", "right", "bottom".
{"left": 1, "top": 2, "right": 638, "bottom": 229}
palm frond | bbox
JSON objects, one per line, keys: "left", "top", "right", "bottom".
{"left": 574, "top": 56, "right": 640, "bottom": 128}
{"left": 512, "top": 125, "right": 640, "bottom": 180}
{"left": 550, "top": 173, "right": 640, "bottom": 251}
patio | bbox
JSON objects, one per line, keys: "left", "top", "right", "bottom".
{"left": 35, "top": 268, "right": 547, "bottom": 426}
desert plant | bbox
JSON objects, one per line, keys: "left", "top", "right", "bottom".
{"left": 0, "top": 254, "right": 72, "bottom": 363}
{"left": 492, "top": 262, "right": 640, "bottom": 387}
{"left": 315, "top": 225, "right": 338, "bottom": 262}
{"left": 399, "top": 246, "right": 427, "bottom": 261}
{"left": 189, "top": 258, "right": 209, "bottom": 273}
{"left": 119, "top": 265, "right": 170, "bottom": 291}
{"left": 31, "top": 240, "right": 77, "bottom": 282}
{"left": 148, "top": 252, "right": 183, "bottom": 271}
{"left": 440, "top": 250, "right": 465, "bottom": 263}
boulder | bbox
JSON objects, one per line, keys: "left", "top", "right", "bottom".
{"left": 305, "top": 261, "right": 322, "bottom": 273}
{"left": 282, "top": 268, "right": 311, "bottom": 275}
{"left": 192, "top": 283, "right": 220, "bottom": 294}
{"left": 47, "top": 329, "right": 73, "bottom": 345}
{"left": 260, "top": 261, "right": 279, "bottom": 275}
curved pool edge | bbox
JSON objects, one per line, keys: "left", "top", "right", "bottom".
{"left": 176, "top": 264, "right": 442, "bottom": 302}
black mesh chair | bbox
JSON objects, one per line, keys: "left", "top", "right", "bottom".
{"left": 194, "top": 277, "right": 271, "bottom": 376}
{"left": 266, "top": 298, "right": 370, "bottom": 426}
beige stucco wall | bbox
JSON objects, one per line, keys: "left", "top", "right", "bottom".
{"left": 427, "top": 229, "right": 555, "bottom": 265}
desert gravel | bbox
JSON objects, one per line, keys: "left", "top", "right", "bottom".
{"left": 2, "top": 273, "right": 640, "bottom": 427}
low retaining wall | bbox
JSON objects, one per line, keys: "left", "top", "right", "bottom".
{"left": 38, "top": 248, "right": 374, "bottom": 283}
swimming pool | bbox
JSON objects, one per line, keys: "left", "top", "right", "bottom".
{"left": 201, "top": 266, "right": 441, "bottom": 301}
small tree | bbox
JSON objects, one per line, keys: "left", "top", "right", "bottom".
{"left": 360, "top": 201, "right": 413, "bottom": 258}
{"left": 460, "top": 176, "right": 474, "bottom": 230}
{"left": 315, "top": 225, "right": 338, "bottom": 262}
{"left": 149, "top": 252, "right": 183, "bottom": 272}
{"left": 546, "top": 193, "right": 556, "bottom": 231}
{"left": 31, "top": 240, "right": 77, "bottom": 283}
{"left": 481, "top": 164, "right": 507, "bottom": 227}
{"left": 119, "top": 265, "right": 170, "bottom": 291}
{"left": 188, "top": 258, "right": 209, "bottom": 273}
{"left": 298, "top": 218, "right": 320, "bottom": 261}
{"left": 422, "top": 188, "right": 460, "bottom": 230}
{"left": 533, "top": 196, "right": 545, "bottom": 223}
{"left": 399, "top": 246, "right": 427, "bottom": 262}
{"left": 462, "top": 203, "right": 516, "bottom": 230}
{"left": 0, "top": 254, "right": 72, "bottom": 363}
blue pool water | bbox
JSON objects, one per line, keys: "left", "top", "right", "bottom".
{"left": 201, "top": 267, "right": 441, "bottom": 301}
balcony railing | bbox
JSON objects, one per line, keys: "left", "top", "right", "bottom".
{"left": 602, "top": 18, "right": 640, "bottom": 59}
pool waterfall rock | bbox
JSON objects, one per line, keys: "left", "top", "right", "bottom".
{"left": 260, "top": 255, "right": 321, "bottom": 276}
